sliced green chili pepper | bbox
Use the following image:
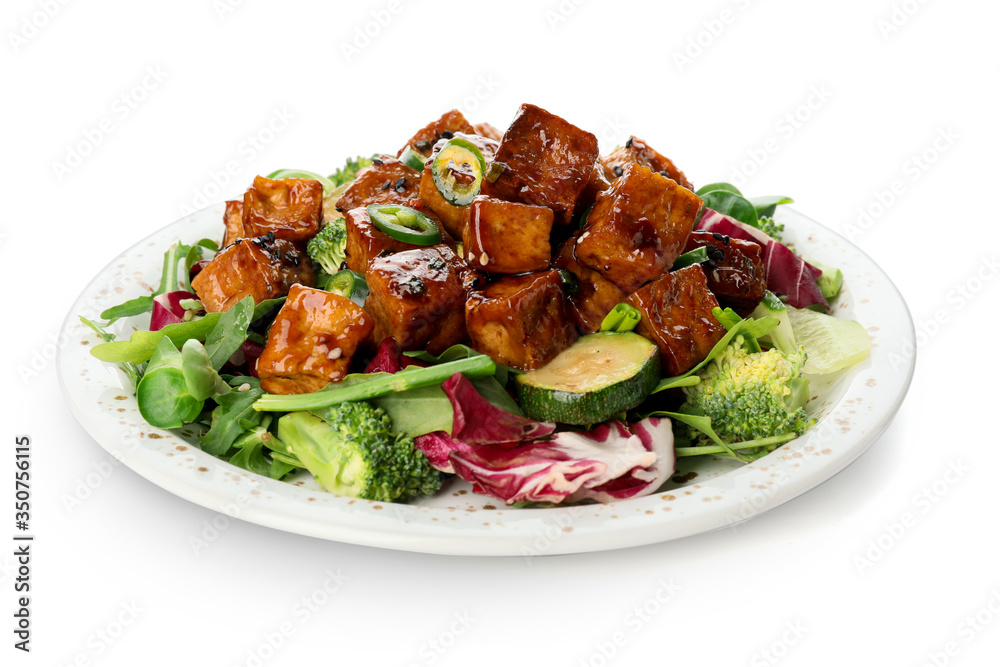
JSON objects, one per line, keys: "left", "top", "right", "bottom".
{"left": 399, "top": 145, "right": 427, "bottom": 172}
{"left": 266, "top": 169, "right": 338, "bottom": 197}
{"left": 671, "top": 246, "right": 709, "bottom": 270}
{"left": 431, "top": 138, "right": 486, "bottom": 206}
{"left": 322, "top": 270, "right": 369, "bottom": 307}
{"left": 367, "top": 204, "right": 441, "bottom": 245}
{"left": 600, "top": 303, "right": 642, "bottom": 333}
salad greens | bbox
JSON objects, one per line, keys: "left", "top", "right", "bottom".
{"left": 82, "top": 162, "right": 870, "bottom": 506}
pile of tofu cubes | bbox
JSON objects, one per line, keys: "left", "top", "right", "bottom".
{"left": 191, "top": 104, "right": 767, "bottom": 395}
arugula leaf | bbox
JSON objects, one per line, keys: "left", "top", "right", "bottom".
{"left": 695, "top": 182, "right": 743, "bottom": 197}
{"left": 204, "top": 296, "right": 255, "bottom": 370}
{"left": 747, "top": 195, "right": 794, "bottom": 219}
{"left": 201, "top": 377, "right": 265, "bottom": 457}
{"left": 699, "top": 190, "right": 759, "bottom": 228}
{"left": 405, "top": 343, "right": 517, "bottom": 386}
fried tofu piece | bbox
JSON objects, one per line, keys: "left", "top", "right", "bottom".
{"left": 602, "top": 136, "right": 694, "bottom": 191}
{"left": 191, "top": 236, "right": 315, "bottom": 313}
{"left": 573, "top": 162, "right": 615, "bottom": 219}
{"left": 465, "top": 270, "right": 578, "bottom": 370}
{"left": 481, "top": 104, "right": 598, "bottom": 226}
{"left": 472, "top": 122, "right": 503, "bottom": 141}
{"left": 335, "top": 157, "right": 421, "bottom": 214}
{"left": 342, "top": 205, "right": 452, "bottom": 274}
{"left": 397, "top": 109, "right": 476, "bottom": 157}
{"left": 462, "top": 195, "right": 553, "bottom": 274}
{"left": 553, "top": 234, "right": 627, "bottom": 334}
{"left": 418, "top": 133, "right": 500, "bottom": 239}
{"left": 626, "top": 265, "right": 726, "bottom": 376}
{"left": 684, "top": 231, "right": 766, "bottom": 316}
{"left": 364, "top": 246, "right": 467, "bottom": 355}
{"left": 242, "top": 176, "right": 323, "bottom": 242}
{"left": 222, "top": 200, "right": 245, "bottom": 248}
{"left": 576, "top": 164, "right": 701, "bottom": 293}
{"left": 256, "top": 285, "right": 374, "bottom": 394}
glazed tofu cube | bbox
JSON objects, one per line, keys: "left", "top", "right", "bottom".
{"left": 575, "top": 164, "right": 701, "bottom": 293}
{"left": 256, "top": 285, "right": 374, "bottom": 395}
{"left": 626, "top": 265, "right": 726, "bottom": 376}
{"left": 335, "top": 156, "right": 421, "bottom": 214}
{"left": 481, "top": 104, "right": 598, "bottom": 226}
{"left": 396, "top": 108, "right": 475, "bottom": 157}
{"left": 343, "top": 205, "right": 452, "bottom": 274}
{"left": 573, "top": 162, "right": 615, "bottom": 219}
{"left": 465, "top": 270, "right": 578, "bottom": 370}
{"left": 222, "top": 200, "right": 245, "bottom": 248}
{"left": 191, "top": 236, "right": 315, "bottom": 313}
{"left": 364, "top": 246, "right": 467, "bottom": 355}
{"left": 684, "top": 231, "right": 766, "bottom": 316}
{"left": 242, "top": 176, "right": 323, "bottom": 242}
{"left": 418, "top": 132, "right": 500, "bottom": 239}
{"left": 553, "top": 234, "right": 627, "bottom": 334}
{"left": 472, "top": 122, "right": 503, "bottom": 141}
{"left": 462, "top": 195, "right": 553, "bottom": 274}
{"left": 602, "top": 136, "right": 694, "bottom": 191}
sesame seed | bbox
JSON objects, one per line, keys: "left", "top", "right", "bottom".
{"left": 238, "top": 383, "right": 252, "bottom": 392}
{"left": 327, "top": 348, "right": 342, "bottom": 360}
{"left": 441, "top": 131, "right": 454, "bottom": 139}
{"left": 381, "top": 180, "right": 391, "bottom": 190}
{"left": 625, "top": 137, "right": 634, "bottom": 148}
{"left": 479, "top": 251, "right": 489, "bottom": 265}
{"left": 372, "top": 158, "right": 383, "bottom": 165}
{"left": 612, "top": 165, "right": 623, "bottom": 177}
{"left": 712, "top": 232, "right": 725, "bottom": 242}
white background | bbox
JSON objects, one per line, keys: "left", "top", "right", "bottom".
{"left": 3, "top": 0, "right": 998, "bottom": 665}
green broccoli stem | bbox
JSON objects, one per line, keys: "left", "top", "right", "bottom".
{"left": 252, "top": 355, "right": 497, "bottom": 412}
{"left": 675, "top": 432, "right": 798, "bottom": 458}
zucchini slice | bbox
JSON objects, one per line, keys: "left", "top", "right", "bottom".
{"left": 514, "top": 332, "right": 660, "bottom": 425}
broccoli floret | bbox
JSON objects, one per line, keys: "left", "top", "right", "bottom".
{"left": 758, "top": 216, "right": 785, "bottom": 242}
{"left": 277, "top": 402, "right": 441, "bottom": 503}
{"left": 680, "top": 344, "right": 814, "bottom": 444}
{"left": 328, "top": 154, "right": 378, "bottom": 187}
{"left": 306, "top": 219, "right": 347, "bottom": 275}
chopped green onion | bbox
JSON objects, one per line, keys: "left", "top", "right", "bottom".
{"left": 367, "top": 204, "right": 441, "bottom": 245}
{"left": 253, "top": 355, "right": 497, "bottom": 412}
{"left": 600, "top": 303, "right": 642, "bottom": 332}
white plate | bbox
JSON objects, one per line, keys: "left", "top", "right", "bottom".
{"left": 58, "top": 204, "right": 914, "bottom": 556}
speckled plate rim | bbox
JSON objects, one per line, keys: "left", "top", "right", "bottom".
{"left": 58, "top": 204, "right": 914, "bottom": 556}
